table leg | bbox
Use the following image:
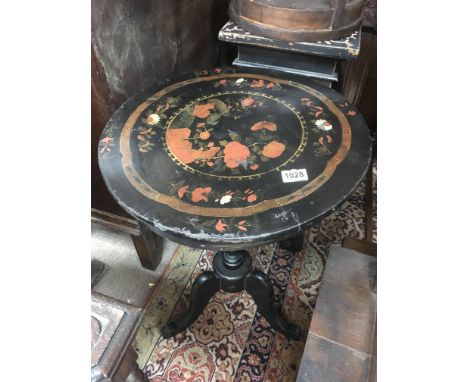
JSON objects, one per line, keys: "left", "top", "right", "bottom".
{"left": 161, "top": 250, "right": 301, "bottom": 341}
{"left": 131, "top": 225, "right": 163, "bottom": 271}
{"left": 161, "top": 272, "right": 219, "bottom": 338}
{"left": 245, "top": 270, "right": 301, "bottom": 340}
{"left": 279, "top": 233, "right": 305, "bottom": 252}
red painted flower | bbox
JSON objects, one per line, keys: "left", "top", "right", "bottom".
{"left": 177, "top": 185, "right": 189, "bottom": 198}
{"left": 199, "top": 131, "right": 210, "bottom": 140}
{"left": 192, "top": 103, "right": 215, "bottom": 118}
{"left": 215, "top": 219, "right": 228, "bottom": 232}
{"left": 250, "top": 79, "right": 265, "bottom": 88}
{"left": 223, "top": 141, "right": 251, "bottom": 169}
{"left": 241, "top": 97, "right": 255, "bottom": 107}
{"left": 247, "top": 194, "right": 257, "bottom": 203}
{"left": 191, "top": 187, "right": 212, "bottom": 202}
{"left": 250, "top": 164, "right": 258, "bottom": 170}
{"left": 250, "top": 121, "right": 277, "bottom": 132}
{"left": 262, "top": 141, "right": 285, "bottom": 158}
{"left": 101, "top": 137, "right": 113, "bottom": 144}
{"left": 218, "top": 79, "right": 227, "bottom": 86}
{"left": 237, "top": 220, "right": 249, "bottom": 231}
{"left": 166, "top": 128, "right": 220, "bottom": 164}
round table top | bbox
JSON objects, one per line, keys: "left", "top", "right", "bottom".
{"left": 98, "top": 67, "right": 371, "bottom": 250}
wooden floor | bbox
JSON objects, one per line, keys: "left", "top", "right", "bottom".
{"left": 297, "top": 244, "right": 377, "bottom": 382}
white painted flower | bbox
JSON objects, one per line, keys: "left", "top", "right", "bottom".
{"left": 235, "top": 78, "right": 245, "bottom": 85}
{"left": 315, "top": 119, "right": 333, "bottom": 131}
{"left": 146, "top": 113, "right": 161, "bottom": 125}
{"left": 219, "top": 195, "right": 232, "bottom": 205}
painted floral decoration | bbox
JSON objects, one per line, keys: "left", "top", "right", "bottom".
{"left": 137, "top": 96, "right": 181, "bottom": 153}
{"left": 315, "top": 119, "right": 333, "bottom": 131}
{"left": 165, "top": 94, "right": 289, "bottom": 174}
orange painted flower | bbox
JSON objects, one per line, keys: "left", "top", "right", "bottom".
{"left": 250, "top": 121, "right": 277, "bottom": 132}
{"left": 215, "top": 219, "right": 228, "bottom": 232}
{"left": 166, "top": 128, "right": 220, "bottom": 164}
{"left": 191, "top": 187, "right": 212, "bottom": 202}
{"left": 241, "top": 97, "right": 255, "bottom": 107}
{"left": 262, "top": 141, "right": 285, "bottom": 158}
{"left": 266, "top": 82, "right": 274, "bottom": 89}
{"left": 177, "top": 185, "right": 189, "bottom": 198}
{"left": 250, "top": 164, "right": 258, "bottom": 170}
{"left": 197, "top": 122, "right": 206, "bottom": 127}
{"left": 250, "top": 79, "right": 265, "bottom": 88}
{"left": 223, "top": 141, "right": 251, "bottom": 169}
{"left": 207, "top": 142, "right": 214, "bottom": 147}
{"left": 219, "top": 79, "right": 227, "bottom": 85}
{"left": 199, "top": 131, "right": 210, "bottom": 140}
{"left": 192, "top": 103, "right": 215, "bottom": 118}
{"left": 247, "top": 194, "right": 257, "bottom": 203}
{"left": 207, "top": 161, "right": 214, "bottom": 167}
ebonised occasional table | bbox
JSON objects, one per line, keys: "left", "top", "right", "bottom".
{"left": 98, "top": 67, "right": 371, "bottom": 341}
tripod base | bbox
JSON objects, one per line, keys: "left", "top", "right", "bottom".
{"left": 161, "top": 250, "right": 301, "bottom": 340}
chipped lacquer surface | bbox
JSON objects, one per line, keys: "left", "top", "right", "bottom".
{"left": 98, "top": 67, "right": 371, "bottom": 249}
{"left": 218, "top": 20, "right": 361, "bottom": 59}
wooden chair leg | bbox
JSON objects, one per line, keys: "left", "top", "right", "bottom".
{"left": 131, "top": 225, "right": 163, "bottom": 271}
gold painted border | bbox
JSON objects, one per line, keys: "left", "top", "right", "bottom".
{"left": 120, "top": 73, "right": 351, "bottom": 218}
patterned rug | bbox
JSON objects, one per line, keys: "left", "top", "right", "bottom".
{"left": 135, "top": 164, "right": 376, "bottom": 382}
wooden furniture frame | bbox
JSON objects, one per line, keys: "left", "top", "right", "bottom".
{"left": 91, "top": 209, "right": 162, "bottom": 271}
{"left": 91, "top": 292, "right": 147, "bottom": 382}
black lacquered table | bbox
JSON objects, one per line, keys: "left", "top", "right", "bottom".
{"left": 98, "top": 67, "right": 371, "bottom": 341}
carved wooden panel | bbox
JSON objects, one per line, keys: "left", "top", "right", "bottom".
{"left": 91, "top": 300, "right": 125, "bottom": 367}
{"left": 91, "top": 293, "right": 144, "bottom": 382}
